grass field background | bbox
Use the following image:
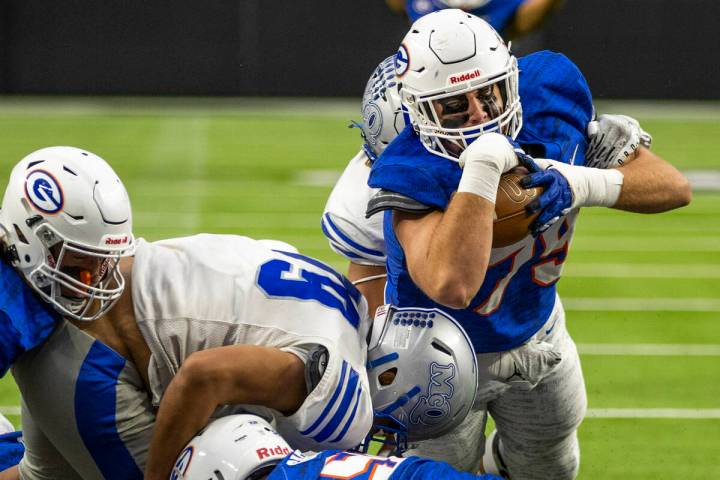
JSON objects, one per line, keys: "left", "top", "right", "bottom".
{"left": 0, "top": 97, "right": 718, "bottom": 478}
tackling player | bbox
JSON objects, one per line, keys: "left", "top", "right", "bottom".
{"left": 324, "top": 9, "right": 690, "bottom": 479}
{"left": 0, "top": 147, "right": 481, "bottom": 480}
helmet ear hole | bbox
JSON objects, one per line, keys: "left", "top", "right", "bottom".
{"left": 379, "top": 368, "right": 397, "bottom": 386}
{"left": 431, "top": 340, "right": 453, "bottom": 357}
{"left": 13, "top": 224, "right": 29, "bottom": 245}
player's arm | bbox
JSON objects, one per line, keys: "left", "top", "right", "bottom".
{"left": 0, "top": 466, "right": 19, "bottom": 480}
{"left": 612, "top": 147, "right": 691, "bottom": 212}
{"left": 508, "top": 0, "right": 565, "bottom": 37}
{"left": 144, "top": 345, "right": 306, "bottom": 480}
{"left": 394, "top": 194, "right": 494, "bottom": 309}
{"left": 523, "top": 147, "right": 690, "bottom": 231}
{"left": 393, "top": 133, "right": 519, "bottom": 309}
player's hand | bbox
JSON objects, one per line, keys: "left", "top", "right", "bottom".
{"left": 457, "top": 133, "right": 519, "bottom": 202}
{"left": 492, "top": 339, "right": 562, "bottom": 390}
{"left": 520, "top": 156, "right": 573, "bottom": 235}
{"left": 459, "top": 133, "right": 518, "bottom": 173}
{"left": 585, "top": 114, "right": 652, "bottom": 169}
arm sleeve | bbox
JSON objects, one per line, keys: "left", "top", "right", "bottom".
{"left": 280, "top": 350, "right": 373, "bottom": 452}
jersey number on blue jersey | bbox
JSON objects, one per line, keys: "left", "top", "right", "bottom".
{"left": 321, "top": 451, "right": 399, "bottom": 479}
{"left": 257, "top": 253, "right": 361, "bottom": 329}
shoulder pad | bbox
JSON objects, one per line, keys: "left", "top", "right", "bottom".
{"left": 366, "top": 189, "right": 434, "bottom": 218}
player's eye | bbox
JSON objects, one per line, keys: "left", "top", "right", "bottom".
{"left": 475, "top": 85, "right": 495, "bottom": 101}
{"left": 438, "top": 94, "right": 469, "bottom": 115}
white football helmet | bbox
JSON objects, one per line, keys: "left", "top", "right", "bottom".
{"left": 171, "top": 414, "right": 292, "bottom": 480}
{"left": 396, "top": 9, "right": 522, "bottom": 161}
{"left": 366, "top": 305, "right": 478, "bottom": 447}
{"left": 0, "top": 146, "right": 134, "bottom": 321}
{"left": 361, "top": 55, "right": 406, "bottom": 161}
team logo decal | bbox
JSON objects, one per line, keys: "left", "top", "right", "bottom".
{"left": 24, "top": 169, "right": 64, "bottom": 214}
{"left": 362, "top": 101, "right": 383, "bottom": 145}
{"left": 395, "top": 44, "right": 410, "bottom": 77}
{"left": 408, "top": 362, "right": 456, "bottom": 426}
{"left": 170, "top": 446, "right": 194, "bottom": 480}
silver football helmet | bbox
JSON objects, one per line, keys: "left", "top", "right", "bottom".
{"left": 366, "top": 305, "right": 478, "bottom": 444}
{"left": 0, "top": 146, "right": 134, "bottom": 321}
{"left": 360, "top": 55, "right": 406, "bottom": 161}
{"left": 396, "top": 9, "right": 522, "bottom": 161}
{"left": 171, "top": 414, "right": 292, "bottom": 480}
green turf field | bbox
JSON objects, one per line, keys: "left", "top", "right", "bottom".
{"left": 0, "top": 97, "right": 718, "bottom": 478}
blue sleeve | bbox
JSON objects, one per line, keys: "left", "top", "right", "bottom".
{"left": 0, "top": 259, "right": 58, "bottom": 377}
{"left": 391, "top": 456, "right": 503, "bottom": 480}
{"left": 473, "top": 0, "right": 526, "bottom": 32}
{"left": 0, "top": 432, "right": 24, "bottom": 471}
{"left": 368, "top": 126, "right": 461, "bottom": 210}
{"left": 516, "top": 51, "right": 594, "bottom": 166}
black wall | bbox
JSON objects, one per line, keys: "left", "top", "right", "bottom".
{"left": 0, "top": 1, "right": 718, "bottom": 99}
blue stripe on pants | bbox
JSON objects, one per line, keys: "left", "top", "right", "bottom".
{"left": 75, "top": 341, "right": 143, "bottom": 479}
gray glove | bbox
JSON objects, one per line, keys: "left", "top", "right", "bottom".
{"left": 585, "top": 114, "right": 652, "bottom": 169}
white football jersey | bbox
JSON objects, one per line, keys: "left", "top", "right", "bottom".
{"left": 322, "top": 151, "right": 386, "bottom": 266}
{"left": 131, "top": 234, "right": 373, "bottom": 452}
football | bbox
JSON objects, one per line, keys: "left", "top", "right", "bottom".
{"left": 493, "top": 168, "right": 544, "bottom": 247}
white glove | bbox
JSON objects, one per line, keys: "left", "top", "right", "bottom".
{"left": 478, "top": 339, "right": 563, "bottom": 391}
{"left": 457, "top": 133, "right": 518, "bottom": 203}
{"left": 586, "top": 114, "right": 652, "bottom": 169}
{"left": 532, "top": 158, "right": 625, "bottom": 209}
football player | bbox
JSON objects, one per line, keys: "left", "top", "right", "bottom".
{"left": 325, "top": 9, "right": 690, "bottom": 479}
{"left": 0, "top": 146, "right": 368, "bottom": 479}
{"left": 170, "top": 305, "right": 483, "bottom": 480}
{"left": 386, "top": 0, "right": 564, "bottom": 38}
{"left": 170, "top": 413, "right": 505, "bottom": 480}
{"left": 0, "top": 148, "right": 480, "bottom": 480}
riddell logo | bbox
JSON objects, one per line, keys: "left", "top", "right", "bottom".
{"left": 448, "top": 69, "right": 482, "bottom": 85}
{"left": 257, "top": 445, "right": 291, "bottom": 460}
{"left": 105, "top": 236, "right": 129, "bottom": 245}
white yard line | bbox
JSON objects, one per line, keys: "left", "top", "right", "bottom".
{"left": 0, "top": 406, "right": 20, "bottom": 416}
{"left": 563, "top": 298, "right": 720, "bottom": 312}
{"left": 586, "top": 409, "right": 720, "bottom": 419}
{"left": 578, "top": 344, "right": 720, "bottom": 356}
{"left": 563, "top": 264, "right": 720, "bottom": 279}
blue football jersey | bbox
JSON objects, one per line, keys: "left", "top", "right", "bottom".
{"left": 0, "top": 432, "right": 24, "bottom": 472}
{"left": 0, "top": 259, "right": 58, "bottom": 377}
{"left": 269, "top": 450, "right": 502, "bottom": 480}
{"left": 406, "top": 0, "right": 526, "bottom": 33}
{"left": 368, "top": 51, "right": 593, "bottom": 353}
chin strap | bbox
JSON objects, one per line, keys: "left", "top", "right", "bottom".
{"left": 351, "top": 273, "right": 387, "bottom": 286}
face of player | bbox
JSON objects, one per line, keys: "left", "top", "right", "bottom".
{"left": 432, "top": 84, "right": 505, "bottom": 130}
{"left": 49, "top": 243, "right": 112, "bottom": 299}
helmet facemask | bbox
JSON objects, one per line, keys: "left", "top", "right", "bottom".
{"left": 28, "top": 222, "right": 131, "bottom": 322}
{"left": 403, "top": 55, "right": 522, "bottom": 161}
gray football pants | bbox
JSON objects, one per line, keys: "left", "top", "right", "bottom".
{"left": 408, "top": 298, "right": 587, "bottom": 479}
{"left": 12, "top": 320, "right": 155, "bottom": 480}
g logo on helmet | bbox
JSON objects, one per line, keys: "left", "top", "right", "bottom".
{"left": 395, "top": 44, "right": 410, "bottom": 77}
{"left": 25, "top": 170, "right": 64, "bottom": 214}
